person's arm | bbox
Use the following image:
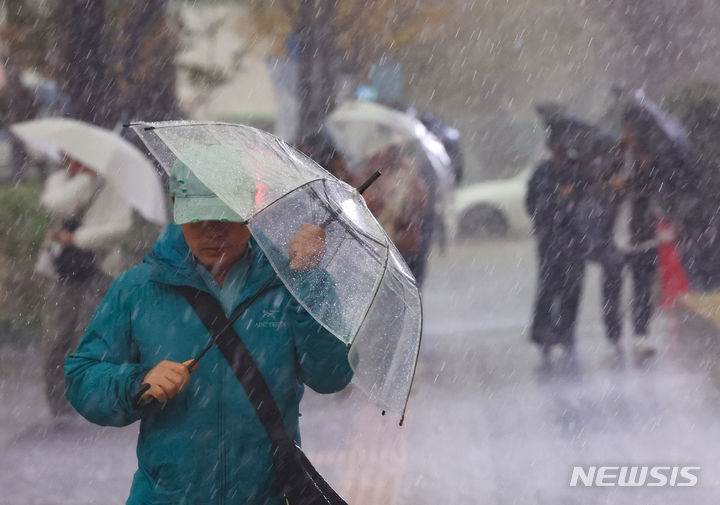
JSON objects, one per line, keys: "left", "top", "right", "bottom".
{"left": 72, "top": 189, "right": 133, "bottom": 250}
{"left": 391, "top": 173, "right": 428, "bottom": 254}
{"left": 287, "top": 265, "right": 352, "bottom": 394}
{"left": 40, "top": 172, "right": 96, "bottom": 219}
{"left": 64, "top": 275, "right": 151, "bottom": 427}
{"left": 525, "top": 165, "right": 545, "bottom": 218}
{"left": 291, "top": 297, "right": 353, "bottom": 394}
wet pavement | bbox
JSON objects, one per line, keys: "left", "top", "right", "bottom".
{"left": 3, "top": 238, "right": 720, "bottom": 504}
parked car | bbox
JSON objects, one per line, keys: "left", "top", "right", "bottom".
{"left": 449, "top": 168, "right": 532, "bottom": 239}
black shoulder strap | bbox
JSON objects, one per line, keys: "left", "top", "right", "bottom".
{"left": 177, "top": 284, "right": 349, "bottom": 505}
{"left": 177, "top": 286, "right": 291, "bottom": 444}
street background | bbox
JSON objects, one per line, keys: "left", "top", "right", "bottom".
{"left": 3, "top": 237, "right": 720, "bottom": 505}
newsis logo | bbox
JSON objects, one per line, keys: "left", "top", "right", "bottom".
{"left": 570, "top": 466, "right": 700, "bottom": 488}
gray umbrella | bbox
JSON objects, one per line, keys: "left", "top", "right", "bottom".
{"left": 622, "top": 89, "right": 700, "bottom": 203}
{"left": 535, "top": 102, "right": 622, "bottom": 179}
{"left": 623, "top": 89, "right": 694, "bottom": 154}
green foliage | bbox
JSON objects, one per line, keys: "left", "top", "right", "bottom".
{"left": 0, "top": 182, "right": 48, "bottom": 346}
{"left": 178, "top": 63, "right": 229, "bottom": 88}
{"left": 0, "top": 183, "right": 48, "bottom": 262}
{"left": 663, "top": 82, "right": 720, "bottom": 201}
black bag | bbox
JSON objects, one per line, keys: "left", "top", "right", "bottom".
{"left": 177, "top": 286, "right": 349, "bottom": 505}
{"left": 53, "top": 218, "right": 98, "bottom": 283}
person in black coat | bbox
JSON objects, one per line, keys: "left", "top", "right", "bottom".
{"left": 614, "top": 119, "right": 660, "bottom": 361}
{"left": 574, "top": 153, "right": 626, "bottom": 357}
{"left": 526, "top": 140, "right": 585, "bottom": 363}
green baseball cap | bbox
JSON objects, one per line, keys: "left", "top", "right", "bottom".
{"left": 169, "top": 154, "right": 249, "bottom": 225}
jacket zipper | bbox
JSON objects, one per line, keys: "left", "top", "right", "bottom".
{"left": 219, "top": 365, "right": 227, "bottom": 505}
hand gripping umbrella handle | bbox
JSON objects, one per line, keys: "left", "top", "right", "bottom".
{"left": 131, "top": 276, "right": 277, "bottom": 410}
{"left": 131, "top": 362, "right": 196, "bottom": 409}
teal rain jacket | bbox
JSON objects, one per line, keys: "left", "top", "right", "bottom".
{"left": 65, "top": 223, "right": 353, "bottom": 505}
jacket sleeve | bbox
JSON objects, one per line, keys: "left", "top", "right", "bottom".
{"left": 72, "top": 189, "right": 133, "bottom": 250}
{"left": 288, "top": 271, "right": 353, "bottom": 394}
{"left": 40, "top": 172, "right": 97, "bottom": 219}
{"left": 525, "top": 165, "right": 544, "bottom": 218}
{"left": 65, "top": 275, "right": 151, "bottom": 427}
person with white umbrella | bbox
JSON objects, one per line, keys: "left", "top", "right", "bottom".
{"left": 11, "top": 117, "right": 167, "bottom": 417}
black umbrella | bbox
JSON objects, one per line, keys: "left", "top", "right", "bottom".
{"left": 622, "top": 90, "right": 714, "bottom": 289}
{"left": 535, "top": 101, "right": 622, "bottom": 181}
{"left": 622, "top": 89, "right": 701, "bottom": 210}
{"left": 623, "top": 89, "right": 694, "bottom": 155}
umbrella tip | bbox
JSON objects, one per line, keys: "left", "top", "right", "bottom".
{"left": 356, "top": 171, "right": 382, "bottom": 194}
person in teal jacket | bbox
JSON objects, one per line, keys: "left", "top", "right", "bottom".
{"left": 65, "top": 163, "right": 353, "bottom": 505}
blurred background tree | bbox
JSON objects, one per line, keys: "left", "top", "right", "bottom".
{"left": 246, "top": 0, "right": 447, "bottom": 137}
{"left": 0, "top": 0, "right": 180, "bottom": 162}
{"left": 0, "top": 0, "right": 179, "bottom": 342}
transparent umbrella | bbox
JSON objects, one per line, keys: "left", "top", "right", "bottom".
{"left": 128, "top": 120, "right": 422, "bottom": 419}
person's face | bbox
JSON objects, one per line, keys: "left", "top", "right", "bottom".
{"left": 63, "top": 156, "right": 94, "bottom": 178}
{"left": 549, "top": 145, "right": 567, "bottom": 165}
{"left": 622, "top": 121, "right": 653, "bottom": 167}
{"left": 181, "top": 220, "right": 251, "bottom": 273}
{"left": 622, "top": 122, "right": 640, "bottom": 152}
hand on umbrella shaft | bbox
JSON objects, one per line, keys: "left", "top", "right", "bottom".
{"left": 288, "top": 224, "right": 326, "bottom": 271}
{"left": 141, "top": 360, "right": 196, "bottom": 403}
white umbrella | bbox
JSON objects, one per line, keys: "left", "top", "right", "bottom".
{"left": 326, "top": 100, "right": 450, "bottom": 162}
{"left": 325, "top": 100, "right": 455, "bottom": 222}
{"left": 10, "top": 118, "right": 167, "bottom": 225}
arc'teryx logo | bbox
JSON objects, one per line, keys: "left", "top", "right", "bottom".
{"left": 570, "top": 466, "right": 700, "bottom": 487}
{"left": 255, "top": 309, "right": 284, "bottom": 329}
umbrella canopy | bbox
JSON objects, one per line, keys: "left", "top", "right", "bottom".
{"left": 10, "top": 118, "right": 167, "bottom": 225}
{"left": 535, "top": 102, "right": 621, "bottom": 165}
{"left": 622, "top": 90, "right": 701, "bottom": 205}
{"left": 623, "top": 89, "right": 695, "bottom": 160}
{"left": 128, "top": 120, "right": 422, "bottom": 418}
{"left": 325, "top": 100, "right": 427, "bottom": 161}
{"left": 325, "top": 100, "right": 453, "bottom": 187}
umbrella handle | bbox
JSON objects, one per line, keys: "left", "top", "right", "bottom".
{"left": 131, "top": 383, "right": 152, "bottom": 409}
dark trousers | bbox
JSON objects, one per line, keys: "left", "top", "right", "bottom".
{"left": 627, "top": 249, "right": 657, "bottom": 336}
{"left": 42, "top": 271, "right": 111, "bottom": 416}
{"left": 531, "top": 243, "right": 585, "bottom": 348}
{"left": 628, "top": 196, "right": 658, "bottom": 337}
{"left": 586, "top": 246, "right": 624, "bottom": 342}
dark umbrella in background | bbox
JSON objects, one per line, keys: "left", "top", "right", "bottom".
{"left": 535, "top": 101, "right": 623, "bottom": 188}
{"left": 621, "top": 89, "right": 717, "bottom": 290}
{"left": 621, "top": 89, "right": 700, "bottom": 207}
{"left": 535, "top": 102, "right": 622, "bottom": 164}
{"left": 623, "top": 89, "right": 720, "bottom": 290}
